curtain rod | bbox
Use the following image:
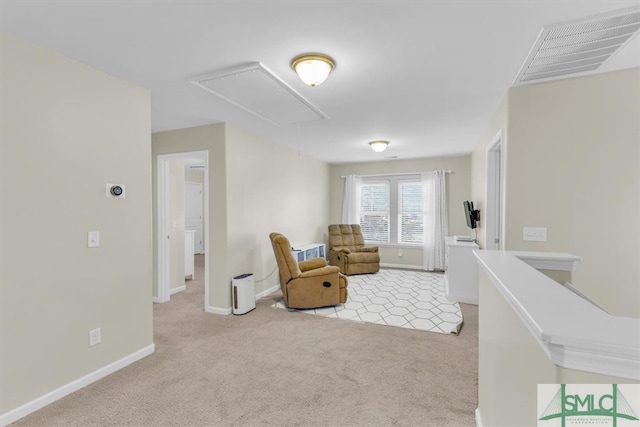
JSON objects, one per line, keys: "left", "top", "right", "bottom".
{"left": 340, "top": 171, "right": 452, "bottom": 179}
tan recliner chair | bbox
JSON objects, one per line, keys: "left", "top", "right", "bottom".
{"left": 269, "top": 232, "right": 348, "bottom": 309}
{"left": 328, "top": 224, "right": 380, "bottom": 275}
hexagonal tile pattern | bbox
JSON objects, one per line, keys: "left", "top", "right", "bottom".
{"left": 366, "top": 304, "right": 386, "bottom": 313}
{"left": 392, "top": 300, "right": 412, "bottom": 308}
{"left": 384, "top": 315, "right": 408, "bottom": 327}
{"left": 272, "top": 268, "right": 463, "bottom": 335}
{"left": 438, "top": 312, "right": 462, "bottom": 323}
{"left": 336, "top": 309, "right": 359, "bottom": 320}
{"left": 359, "top": 312, "right": 383, "bottom": 323}
{"left": 370, "top": 297, "right": 388, "bottom": 305}
{"left": 388, "top": 306, "right": 409, "bottom": 316}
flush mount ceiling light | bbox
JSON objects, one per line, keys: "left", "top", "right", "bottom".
{"left": 291, "top": 53, "right": 335, "bottom": 87}
{"left": 369, "top": 140, "right": 389, "bottom": 152}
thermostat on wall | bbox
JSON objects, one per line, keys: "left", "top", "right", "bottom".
{"left": 106, "top": 183, "right": 126, "bottom": 198}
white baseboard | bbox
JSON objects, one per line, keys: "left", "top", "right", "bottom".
{"left": 256, "top": 284, "right": 279, "bottom": 300}
{"left": 380, "top": 263, "right": 424, "bottom": 271}
{"left": 475, "top": 408, "right": 483, "bottom": 427}
{"left": 0, "top": 344, "right": 155, "bottom": 427}
{"left": 204, "top": 285, "right": 278, "bottom": 316}
{"left": 169, "top": 285, "right": 186, "bottom": 295}
{"left": 205, "top": 305, "right": 232, "bottom": 315}
{"left": 152, "top": 296, "right": 161, "bottom": 303}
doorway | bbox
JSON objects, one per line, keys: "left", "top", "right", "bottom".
{"left": 485, "top": 130, "right": 503, "bottom": 250}
{"left": 157, "top": 150, "right": 209, "bottom": 309}
{"left": 185, "top": 182, "right": 204, "bottom": 255}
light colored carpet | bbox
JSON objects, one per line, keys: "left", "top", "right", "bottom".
{"left": 13, "top": 255, "right": 478, "bottom": 427}
{"left": 272, "top": 269, "right": 463, "bottom": 335}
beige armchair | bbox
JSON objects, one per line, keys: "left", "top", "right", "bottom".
{"left": 328, "top": 224, "right": 380, "bottom": 275}
{"left": 269, "top": 232, "right": 348, "bottom": 309}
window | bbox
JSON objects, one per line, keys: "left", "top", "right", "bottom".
{"left": 359, "top": 176, "right": 426, "bottom": 245}
{"left": 359, "top": 182, "right": 389, "bottom": 243}
{"left": 398, "top": 181, "right": 425, "bottom": 244}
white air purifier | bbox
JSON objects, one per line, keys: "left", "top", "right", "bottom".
{"left": 232, "top": 273, "right": 256, "bottom": 315}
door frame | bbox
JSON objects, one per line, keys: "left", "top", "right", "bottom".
{"left": 156, "top": 150, "right": 209, "bottom": 307}
{"left": 485, "top": 130, "right": 504, "bottom": 250}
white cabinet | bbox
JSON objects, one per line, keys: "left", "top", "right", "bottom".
{"left": 291, "top": 243, "right": 326, "bottom": 263}
{"left": 185, "top": 229, "right": 195, "bottom": 280}
{"left": 444, "top": 236, "right": 479, "bottom": 305}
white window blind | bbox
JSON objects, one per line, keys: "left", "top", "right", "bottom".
{"left": 359, "top": 182, "right": 390, "bottom": 243}
{"left": 357, "top": 176, "right": 428, "bottom": 245}
{"left": 398, "top": 181, "right": 425, "bottom": 244}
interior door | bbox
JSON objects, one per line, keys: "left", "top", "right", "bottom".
{"left": 185, "top": 182, "right": 204, "bottom": 254}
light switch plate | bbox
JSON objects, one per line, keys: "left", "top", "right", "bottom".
{"left": 88, "top": 231, "right": 100, "bottom": 248}
{"left": 523, "top": 227, "right": 547, "bottom": 242}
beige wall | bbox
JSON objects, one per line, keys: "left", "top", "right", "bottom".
{"left": 185, "top": 170, "right": 205, "bottom": 184}
{"left": 152, "top": 123, "right": 330, "bottom": 308}
{"left": 475, "top": 68, "right": 640, "bottom": 425}
{"left": 472, "top": 69, "right": 639, "bottom": 316}
{"left": 169, "top": 159, "right": 186, "bottom": 290}
{"left": 152, "top": 124, "right": 227, "bottom": 308}
{"left": 506, "top": 68, "right": 639, "bottom": 317}
{"left": 329, "top": 156, "right": 472, "bottom": 266}
{"left": 225, "top": 124, "right": 330, "bottom": 297}
{"left": 1, "top": 35, "right": 153, "bottom": 414}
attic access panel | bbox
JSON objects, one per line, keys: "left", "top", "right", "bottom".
{"left": 191, "top": 62, "right": 329, "bottom": 126}
{"left": 514, "top": 7, "right": 640, "bottom": 85}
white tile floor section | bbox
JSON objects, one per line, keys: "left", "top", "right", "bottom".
{"left": 272, "top": 269, "right": 463, "bottom": 335}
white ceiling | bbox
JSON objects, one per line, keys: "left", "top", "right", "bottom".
{"left": 2, "top": 1, "right": 639, "bottom": 164}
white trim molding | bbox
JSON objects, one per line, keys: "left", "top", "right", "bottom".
{"left": 514, "top": 251, "right": 581, "bottom": 271}
{"left": 446, "top": 294, "right": 478, "bottom": 305}
{"left": 475, "top": 408, "right": 483, "bottom": 427}
{"left": 0, "top": 344, "right": 155, "bottom": 427}
{"left": 484, "top": 129, "right": 504, "bottom": 250}
{"left": 204, "top": 286, "right": 278, "bottom": 316}
{"left": 380, "top": 263, "right": 424, "bottom": 271}
{"left": 169, "top": 285, "right": 186, "bottom": 295}
{"left": 156, "top": 150, "right": 210, "bottom": 310}
{"left": 474, "top": 250, "right": 640, "bottom": 380}
{"left": 256, "top": 284, "right": 280, "bottom": 300}
{"left": 205, "top": 306, "right": 233, "bottom": 315}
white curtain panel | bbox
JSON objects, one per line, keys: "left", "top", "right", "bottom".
{"left": 422, "top": 171, "right": 449, "bottom": 271}
{"left": 341, "top": 174, "right": 362, "bottom": 224}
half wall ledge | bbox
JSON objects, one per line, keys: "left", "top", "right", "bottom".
{"left": 474, "top": 249, "right": 639, "bottom": 380}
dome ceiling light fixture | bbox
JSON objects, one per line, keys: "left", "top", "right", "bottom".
{"left": 291, "top": 53, "right": 335, "bottom": 87}
{"left": 369, "top": 140, "right": 390, "bottom": 153}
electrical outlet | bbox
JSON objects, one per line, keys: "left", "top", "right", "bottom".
{"left": 523, "top": 227, "right": 547, "bottom": 242}
{"left": 89, "top": 328, "right": 101, "bottom": 347}
{"left": 398, "top": 248, "right": 403, "bottom": 258}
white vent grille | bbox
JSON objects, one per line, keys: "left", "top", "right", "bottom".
{"left": 514, "top": 7, "right": 640, "bottom": 85}
{"left": 190, "top": 62, "right": 328, "bottom": 126}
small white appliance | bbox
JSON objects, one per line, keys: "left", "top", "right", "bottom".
{"left": 232, "top": 273, "right": 256, "bottom": 315}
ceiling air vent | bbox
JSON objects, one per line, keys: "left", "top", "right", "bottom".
{"left": 190, "top": 62, "right": 329, "bottom": 126}
{"left": 513, "top": 7, "right": 640, "bottom": 85}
